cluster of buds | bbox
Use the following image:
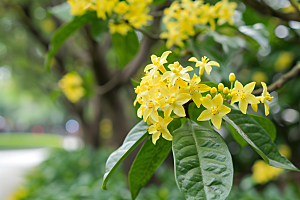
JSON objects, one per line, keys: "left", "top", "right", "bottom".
{"left": 134, "top": 51, "right": 273, "bottom": 144}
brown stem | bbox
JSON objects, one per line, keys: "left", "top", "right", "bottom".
{"left": 252, "top": 63, "right": 300, "bottom": 95}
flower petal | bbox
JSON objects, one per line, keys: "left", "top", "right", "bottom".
{"left": 218, "top": 105, "right": 231, "bottom": 116}
{"left": 197, "top": 110, "right": 211, "bottom": 121}
{"left": 188, "top": 57, "right": 199, "bottom": 63}
{"left": 245, "top": 94, "right": 260, "bottom": 104}
{"left": 231, "top": 94, "right": 239, "bottom": 105}
{"left": 160, "top": 86, "right": 169, "bottom": 97}
{"left": 173, "top": 104, "right": 186, "bottom": 117}
{"left": 192, "top": 92, "right": 202, "bottom": 108}
{"left": 200, "top": 97, "right": 213, "bottom": 109}
{"left": 212, "top": 94, "right": 223, "bottom": 107}
{"left": 144, "top": 64, "right": 155, "bottom": 72}
{"left": 239, "top": 99, "right": 248, "bottom": 114}
{"left": 143, "top": 107, "right": 151, "bottom": 121}
{"left": 162, "top": 71, "right": 172, "bottom": 81}
{"left": 150, "top": 109, "right": 159, "bottom": 122}
{"left": 152, "top": 131, "right": 161, "bottom": 145}
{"left": 204, "top": 65, "right": 212, "bottom": 74}
{"left": 211, "top": 115, "right": 222, "bottom": 129}
{"left": 151, "top": 55, "right": 157, "bottom": 64}
{"left": 163, "top": 104, "right": 173, "bottom": 118}
{"left": 261, "top": 82, "right": 267, "bottom": 97}
{"left": 148, "top": 126, "right": 156, "bottom": 134}
{"left": 161, "top": 51, "right": 172, "bottom": 61}
{"left": 197, "top": 84, "right": 211, "bottom": 93}
{"left": 176, "top": 93, "right": 191, "bottom": 105}
{"left": 243, "top": 82, "right": 256, "bottom": 94}
{"left": 251, "top": 103, "right": 258, "bottom": 112}
{"left": 264, "top": 102, "right": 269, "bottom": 116}
{"left": 235, "top": 81, "right": 243, "bottom": 93}
{"left": 208, "top": 61, "right": 220, "bottom": 67}
{"left": 161, "top": 128, "right": 173, "bottom": 141}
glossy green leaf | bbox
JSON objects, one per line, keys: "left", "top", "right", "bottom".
{"left": 90, "top": 18, "right": 108, "bottom": 44}
{"left": 45, "top": 11, "right": 96, "bottom": 71}
{"left": 172, "top": 119, "right": 233, "bottom": 200}
{"left": 128, "top": 118, "right": 181, "bottom": 199}
{"left": 227, "top": 123, "right": 248, "bottom": 147}
{"left": 102, "top": 120, "right": 149, "bottom": 190}
{"left": 131, "top": 78, "right": 140, "bottom": 88}
{"left": 249, "top": 114, "right": 276, "bottom": 142}
{"left": 48, "top": 2, "right": 73, "bottom": 22}
{"left": 111, "top": 31, "right": 139, "bottom": 69}
{"left": 129, "top": 138, "right": 172, "bottom": 199}
{"left": 224, "top": 109, "right": 299, "bottom": 171}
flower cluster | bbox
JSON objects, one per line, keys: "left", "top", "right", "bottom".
{"left": 160, "top": 0, "right": 237, "bottom": 48}
{"left": 67, "top": 0, "right": 152, "bottom": 36}
{"left": 58, "top": 72, "right": 85, "bottom": 103}
{"left": 134, "top": 51, "right": 273, "bottom": 145}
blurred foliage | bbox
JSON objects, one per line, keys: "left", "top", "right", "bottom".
{"left": 6, "top": 148, "right": 300, "bottom": 200}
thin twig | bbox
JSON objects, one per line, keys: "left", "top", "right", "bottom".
{"left": 135, "top": 28, "right": 163, "bottom": 40}
{"left": 289, "top": 0, "right": 300, "bottom": 13}
{"left": 243, "top": 0, "right": 300, "bottom": 22}
{"left": 252, "top": 63, "right": 300, "bottom": 95}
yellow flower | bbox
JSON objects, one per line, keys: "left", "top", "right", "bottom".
{"left": 68, "top": 0, "right": 92, "bottom": 16}
{"left": 197, "top": 94, "right": 231, "bottom": 129}
{"left": 148, "top": 116, "right": 173, "bottom": 145}
{"left": 144, "top": 51, "right": 172, "bottom": 79}
{"left": 215, "top": 0, "right": 237, "bottom": 26}
{"left": 108, "top": 20, "right": 132, "bottom": 36}
{"left": 188, "top": 56, "right": 220, "bottom": 75}
{"left": 257, "top": 82, "right": 273, "bottom": 116}
{"left": 159, "top": 85, "right": 191, "bottom": 117}
{"left": 160, "top": 26, "right": 188, "bottom": 48}
{"left": 114, "top": 1, "right": 129, "bottom": 15}
{"left": 197, "top": 3, "right": 218, "bottom": 31}
{"left": 58, "top": 72, "right": 85, "bottom": 103}
{"left": 274, "top": 51, "right": 294, "bottom": 72}
{"left": 252, "top": 160, "right": 283, "bottom": 184}
{"left": 95, "top": 0, "right": 118, "bottom": 20}
{"left": 162, "top": 62, "right": 193, "bottom": 85}
{"left": 181, "top": 74, "right": 211, "bottom": 108}
{"left": 138, "top": 88, "right": 160, "bottom": 122}
{"left": 231, "top": 81, "right": 260, "bottom": 114}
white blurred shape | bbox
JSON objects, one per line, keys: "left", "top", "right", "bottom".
{"left": 282, "top": 108, "right": 299, "bottom": 123}
{"left": 289, "top": 21, "right": 300, "bottom": 29}
{"left": 62, "top": 136, "right": 83, "bottom": 151}
{"left": 65, "top": 119, "right": 79, "bottom": 133}
{"left": 34, "top": 7, "right": 46, "bottom": 20}
{"left": 258, "top": 45, "right": 271, "bottom": 56}
{"left": 275, "top": 25, "right": 289, "bottom": 38}
{"left": 0, "top": 66, "right": 12, "bottom": 80}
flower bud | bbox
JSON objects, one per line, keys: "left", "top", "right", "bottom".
{"left": 218, "top": 83, "right": 224, "bottom": 92}
{"left": 229, "top": 73, "right": 236, "bottom": 82}
{"left": 223, "top": 87, "right": 229, "bottom": 94}
{"left": 206, "top": 94, "right": 212, "bottom": 99}
{"left": 210, "top": 87, "right": 217, "bottom": 94}
{"left": 231, "top": 91, "right": 237, "bottom": 97}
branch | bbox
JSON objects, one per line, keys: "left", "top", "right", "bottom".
{"left": 252, "top": 63, "right": 300, "bottom": 95}
{"left": 289, "top": 0, "right": 300, "bottom": 13}
{"left": 135, "top": 28, "right": 162, "bottom": 40}
{"left": 243, "top": 0, "right": 300, "bottom": 22}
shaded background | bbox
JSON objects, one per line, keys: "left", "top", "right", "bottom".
{"left": 1, "top": 0, "right": 300, "bottom": 199}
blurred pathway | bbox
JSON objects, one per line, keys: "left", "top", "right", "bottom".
{"left": 0, "top": 148, "right": 49, "bottom": 200}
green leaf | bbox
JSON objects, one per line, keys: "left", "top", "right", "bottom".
{"left": 90, "top": 18, "right": 108, "bottom": 44}
{"left": 129, "top": 138, "right": 172, "bottom": 200}
{"left": 249, "top": 114, "right": 276, "bottom": 142}
{"left": 172, "top": 119, "right": 233, "bottom": 200}
{"left": 48, "top": 2, "right": 73, "bottom": 22}
{"left": 45, "top": 11, "right": 96, "bottom": 71}
{"left": 111, "top": 31, "right": 139, "bottom": 69}
{"left": 200, "top": 81, "right": 218, "bottom": 88}
{"left": 224, "top": 109, "right": 299, "bottom": 171}
{"left": 102, "top": 120, "right": 149, "bottom": 190}
{"left": 131, "top": 78, "right": 140, "bottom": 88}
{"left": 128, "top": 118, "right": 181, "bottom": 199}
{"left": 227, "top": 123, "right": 248, "bottom": 147}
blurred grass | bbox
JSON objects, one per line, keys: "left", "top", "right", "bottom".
{"left": 0, "top": 133, "right": 62, "bottom": 149}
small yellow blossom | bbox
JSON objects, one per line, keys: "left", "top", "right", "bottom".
{"left": 223, "top": 87, "right": 229, "bottom": 94}
{"left": 159, "top": 85, "right": 191, "bottom": 117}
{"left": 95, "top": 0, "right": 118, "bottom": 20}
{"left": 68, "top": 0, "right": 92, "bottom": 16}
{"left": 218, "top": 83, "right": 224, "bottom": 92}
{"left": 162, "top": 62, "right": 193, "bottom": 85}
{"left": 210, "top": 87, "right": 217, "bottom": 94}
{"left": 215, "top": 0, "right": 237, "bottom": 26}
{"left": 108, "top": 20, "right": 132, "bottom": 36}
{"left": 231, "top": 81, "right": 260, "bottom": 114}
{"left": 189, "top": 56, "right": 220, "bottom": 75}
{"left": 197, "top": 94, "right": 231, "bottom": 129}
{"left": 229, "top": 73, "right": 235, "bottom": 82}
{"left": 181, "top": 74, "right": 211, "bottom": 108}
{"left": 257, "top": 82, "right": 273, "bottom": 116}
{"left": 114, "top": 1, "right": 129, "bottom": 15}
{"left": 144, "top": 51, "right": 172, "bottom": 80}
{"left": 137, "top": 88, "right": 160, "bottom": 122}
{"left": 58, "top": 72, "right": 85, "bottom": 103}
{"left": 148, "top": 116, "right": 173, "bottom": 145}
